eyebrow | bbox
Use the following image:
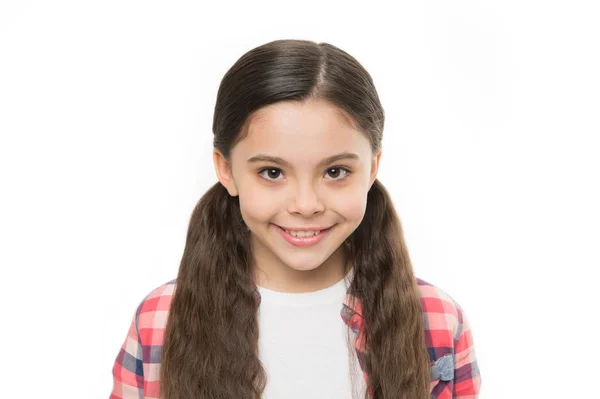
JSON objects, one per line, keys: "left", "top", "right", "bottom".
{"left": 246, "top": 152, "right": 360, "bottom": 168}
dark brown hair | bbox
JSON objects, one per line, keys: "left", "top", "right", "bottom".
{"left": 159, "top": 39, "right": 430, "bottom": 399}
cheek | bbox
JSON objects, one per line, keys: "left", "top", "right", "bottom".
{"left": 240, "top": 202, "right": 275, "bottom": 225}
{"left": 334, "top": 194, "right": 368, "bottom": 224}
{"left": 326, "top": 183, "right": 369, "bottom": 224}
{"left": 237, "top": 188, "right": 278, "bottom": 224}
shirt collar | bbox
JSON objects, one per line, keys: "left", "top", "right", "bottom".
{"left": 251, "top": 275, "right": 363, "bottom": 326}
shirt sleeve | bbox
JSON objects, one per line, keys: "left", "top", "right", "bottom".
{"left": 453, "top": 305, "right": 482, "bottom": 398}
{"left": 109, "top": 303, "right": 145, "bottom": 399}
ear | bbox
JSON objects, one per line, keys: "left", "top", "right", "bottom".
{"left": 213, "top": 149, "right": 239, "bottom": 197}
{"left": 369, "top": 150, "right": 382, "bottom": 188}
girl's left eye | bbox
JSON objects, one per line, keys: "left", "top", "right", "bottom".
{"left": 258, "top": 167, "right": 351, "bottom": 182}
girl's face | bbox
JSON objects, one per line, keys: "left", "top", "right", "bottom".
{"left": 214, "top": 99, "right": 381, "bottom": 292}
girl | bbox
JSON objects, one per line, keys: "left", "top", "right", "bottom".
{"left": 109, "top": 39, "right": 481, "bottom": 399}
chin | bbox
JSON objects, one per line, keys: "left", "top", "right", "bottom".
{"left": 276, "top": 255, "right": 328, "bottom": 272}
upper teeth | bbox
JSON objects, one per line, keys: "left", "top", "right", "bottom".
{"left": 284, "top": 229, "right": 321, "bottom": 237}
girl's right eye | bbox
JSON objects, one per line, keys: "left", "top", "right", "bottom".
{"left": 258, "top": 168, "right": 284, "bottom": 182}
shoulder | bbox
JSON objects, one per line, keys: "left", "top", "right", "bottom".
{"left": 415, "top": 277, "right": 469, "bottom": 349}
{"left": 134, "top": 278, "right": 177, "bottom": 343}
{"left": 416, "top": 277, "right": 482, "bottom": 394}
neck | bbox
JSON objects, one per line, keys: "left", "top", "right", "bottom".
{"left": 252, "top": 241, "right": 352, "bottom": 293}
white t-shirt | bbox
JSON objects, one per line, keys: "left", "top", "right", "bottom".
{"left": 257, "top": 268, "right": 367, "bottom": 399}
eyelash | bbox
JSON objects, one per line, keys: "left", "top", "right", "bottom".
{"left": 257, "top": 166, "right": 352, "bottom": 183}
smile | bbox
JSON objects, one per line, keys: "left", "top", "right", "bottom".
{"left": 273, "top": 224, "right": 334, "bottom": 247}
{"left": 283, "top": 229, "right": 321, "bottom": 237}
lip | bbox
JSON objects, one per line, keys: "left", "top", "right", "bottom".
{"left": 272, "top": 224, "right": 334, "bottom": 247}
{"left": 276, "top": 225, "right": 333, "bottom": 232}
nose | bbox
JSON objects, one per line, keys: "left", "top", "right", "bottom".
{"left": 288, "top": 182, "right": 325, "bottom": 216}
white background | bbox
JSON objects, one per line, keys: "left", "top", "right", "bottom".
{"left": 1, "top": 1, "right": 598, "bottom": 398}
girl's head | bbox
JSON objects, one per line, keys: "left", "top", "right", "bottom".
{"left": 161, "top": 39, "right": 431, "bottom": 399}
{"left": 211, "top": 40, "right": 384, "bottom": 287}
{"left": 214, "top": 98, "right": 381, "bottom": 288}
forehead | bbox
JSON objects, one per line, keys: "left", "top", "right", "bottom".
{"left": 233, "top": 99, "right": 370, "bottom": 159}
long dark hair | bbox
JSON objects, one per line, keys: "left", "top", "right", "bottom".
{"left": 159, "top": 39, "right": 430, "bottom": 399}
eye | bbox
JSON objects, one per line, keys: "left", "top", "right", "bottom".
{"left": 324, "top": 167, "right": 351, "bottom": 180}
{"left": 258, "top": 168, "right": 284, "bottom": 181}
{"left": 258, "top": 166, "right": 352, "bottom": 183}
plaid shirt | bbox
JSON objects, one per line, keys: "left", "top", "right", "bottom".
{"left": 110, "top": 277, "right": 481, "bottom": 398}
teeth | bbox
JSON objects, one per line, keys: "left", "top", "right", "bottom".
{"left": 284, "top": 229, "right": 320, "bottom": 237}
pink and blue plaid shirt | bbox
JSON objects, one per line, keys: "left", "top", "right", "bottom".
{"left": 110, "top": 277, "right": 481, "bottom": 398}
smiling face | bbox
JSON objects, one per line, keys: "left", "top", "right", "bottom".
{"left": 213, "top": 99, "right": 381, "bottom": 293}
